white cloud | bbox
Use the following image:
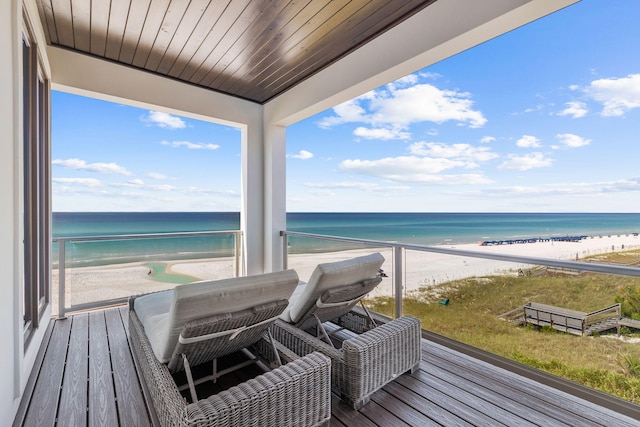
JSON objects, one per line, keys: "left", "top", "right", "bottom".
{"left": 305, "top": 182, "right": 375, "bottom": 189}
{"left": 316, "top": 74, "right": 486, "bottom": 138}
{"left": 418, "top": 71, "right": 442, "bottom": 80}
{"left": 516, "top": 135, "right": 541, "bottom": 148}
{"left": 498, "top": 153, "right": 553, "bottom": 170}
{"left": 311, "top": 190, "right": 336, "bottom": 197}
{"left": 53, "top": 177, "right": 102, "bottom": 187}
{"left": 144, "top": 111, "right": 186, "bottom": 129}
{"left": 304, "top": 182, "right": 409, "bottom": 192}
{"left": 481, "top": 177, "right": 640, "bottom": 198}
{"left": 339, "top": 156, "right": 492, "bottom": 184}
{"left": 147, "top": 172, "right": 168, "bottom": 179}
{"left": 386, "top": 74, "right": 419, "bottom": 91}
{"left": 52, "top": 158, "right": 133, "bottom": 175}
{"left": 153, "top": 184, "right": 177, "bottom": 191}
{"left": 523, "top": 104, "right": 544, "bottom": 114}
{"left": 556, "top": 133, "right": 591, "bottom": 148}
{"left": 289, "top": 150, "right": 314, "bottom": 160}
{"left": 408, "top": 142, "right": 498, "bottom": 163}
{"left": 369, "top": 83, "right": 487, "bottom": 128}
{"left": 353, "top": 127, "right": 411, "bottom": 140}
{"left": 557, "top": 101, "right": 588, "bottom": 118}
{"left": 584, "top": 74, "right": 640, "bottom": 116}
{"left": 317, "top": 99, "right": 368, "bottom": 128}
{"left": 161, "top": 140, "right": 219, "bottom": 150}
{"left": 480, "top": 136, "right": 495, "bottom": 144}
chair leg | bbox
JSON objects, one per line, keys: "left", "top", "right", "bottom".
{"left": 266, "top": 329, "right": 282, "bottom": 367}
{"left": 343, "top": 393, "right": 369, "bottom": 410}
{"left": 182, "top": 354, "right": 198, "bottom": 403}
{"left": 314, "top": 315, "right": 333, "bottom": 345}
{"left": 359, "top": 300, "right": 378, "bottom": 328}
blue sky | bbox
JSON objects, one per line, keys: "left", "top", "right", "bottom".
{"left": 52, "top": 0, "right": 640, "bottom": 213}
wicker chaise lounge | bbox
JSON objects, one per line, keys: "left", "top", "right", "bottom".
{"left": 271, "top": 253, "right": 421, "bottom": 409}
{"left": 128, "top": 270, "right": 331, "bottom": 427}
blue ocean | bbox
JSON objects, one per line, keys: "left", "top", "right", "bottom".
{"left": 53, "top": 212, "right": 640, "bottom": 267}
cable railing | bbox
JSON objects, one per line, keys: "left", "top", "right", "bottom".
{"left": 53, "top": 230, "right": 243, "bottom": 318}
{"left": 52, "top": 229, "right": 640, "bottom": 320}
{"left": 280, "top": 230, "right": 640, "bottom": 318}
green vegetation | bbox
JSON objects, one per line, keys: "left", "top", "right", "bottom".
{"left": 368, "top": 249, "right": 640, "bottom": 404}
{"left": 615, "top": 285, "right": 640, "bottom": 320}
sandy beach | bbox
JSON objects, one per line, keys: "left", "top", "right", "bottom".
{"left": 52, "top": 234, "right": 640, "bottom": 314}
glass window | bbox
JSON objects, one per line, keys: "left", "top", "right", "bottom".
{"left": 22, "top": 25, "right": 50, "bottom": 348}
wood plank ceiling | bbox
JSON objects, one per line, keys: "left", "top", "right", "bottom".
{"left": 36, "top": 0, "right": 437, "bottom": 104}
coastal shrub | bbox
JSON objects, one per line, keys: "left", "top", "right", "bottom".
{"left": 618, "top": 353, "right": 640, "bottom": 378}
{"left": 615, "top": 284, "right": 640, "bottom": 320}
{"left": 370, "top": 270, "right": 640, "bottom": 404}
{"left": 512, "top": 351, "right": 640, "bottom": 402}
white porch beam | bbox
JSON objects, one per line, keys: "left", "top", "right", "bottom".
{"left": 47, "top": 46, "right": 261, "bottom": 128}
{"left": 46, "top": 46, "right": 267, "bottom": 275}
{"left": 265, "top": 0, "right": 579, "bottom": 126}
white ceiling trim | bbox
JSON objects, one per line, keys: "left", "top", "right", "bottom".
{"left": 264, "top": 0, "right": 579, "bottom": 127}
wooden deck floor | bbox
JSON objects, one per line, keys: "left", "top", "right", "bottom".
{"left": 15, "top": 306, "right": 640, "bottom": 427}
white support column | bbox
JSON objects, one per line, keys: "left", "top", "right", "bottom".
{"left": 263, "top": 124, "right": 287, "bottom": 272}
{"left": 241, "top": 123, "right": 265, "bottom": 276}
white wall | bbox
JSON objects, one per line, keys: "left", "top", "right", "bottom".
{"left": 1, "top": 0, "right": 55, "bottom": 422}
{"left": 0, "top": 0, "right": 19, "bottom": 422}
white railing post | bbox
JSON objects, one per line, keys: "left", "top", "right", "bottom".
{"left": 234, "top": 231, "right": 241, "bottom": 277}
{"left": 281, "top": 231, "right": 289, "bottom": 270}
{"left": 394, "top": 245, "right": 403, "bottom": 318}
{"left": 58, "top": 239, "right": 66, "bottom": 319}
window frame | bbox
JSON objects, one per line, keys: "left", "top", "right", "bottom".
{"left": 22, "top": 14, "right": 51, "bottom": 349}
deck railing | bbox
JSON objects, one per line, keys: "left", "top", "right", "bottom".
{"left": 53, "top": 230, "right": 243, "bottom": 318}
{"left": 280, "top": 231, "right": 640, "bottom": 318}
{"left": 53, "top": 229, "right": 640, "bottom": 320}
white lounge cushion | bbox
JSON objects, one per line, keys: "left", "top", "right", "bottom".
{"left": 134, "top": 269, "right": 299, "bottom": 363}
{"left": 281, "top": 253, "right": 384, "bottom": 324}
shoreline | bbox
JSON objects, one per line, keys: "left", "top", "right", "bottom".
{"left": 51, "top": 234, "right": 640, "bottom": 313}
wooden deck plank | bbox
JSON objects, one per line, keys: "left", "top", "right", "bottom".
{"left": 425, "top": 348, "right": 594, "bottom": 426}
{"left": 357, "top": 399, "right": 412, "bottom": 427}
{"left": 105, "top": 308, "right": 151, "bottom": 426}
{"left": 330, "top": 394, "right": 378, "bottom": 427}
{"left": 23, "top": 317, "right": 71, "bottom": 427}
{"left": 88, "top": 311, "right": 118, "bottom": 426}
{"left": 424, "top": 342, "right": 640, "bottom": 426}
{"left": 369, "top": 388, "right": 440, "bottom": 427}
{"left": 58, "top": 314, "right": 89, "bottom": 426}
{"left": 392, "top": 370, "right": 514, "bottom": 427}
{"left": 382, "top": 380, "right": 473, "bottom": 427}
{"left": 418, "top": 364, "right": 569, "bottom": 426}
{"left": 18, "top": 308, "right": 640, "bottom": 427}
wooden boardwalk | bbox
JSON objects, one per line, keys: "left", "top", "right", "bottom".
{"left": 14, "top": 306, "right": 640, "bottom": 426}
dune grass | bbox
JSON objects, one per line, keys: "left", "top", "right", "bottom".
{"left": 368, "top": 249, "right": 640, "bottom": 403}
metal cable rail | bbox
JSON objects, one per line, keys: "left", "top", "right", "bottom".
{"left": 281, "top": 230, "right": 640, "bottom": 317}
{"left": 53, "top": 230, "right": 243, "bottom": 318}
